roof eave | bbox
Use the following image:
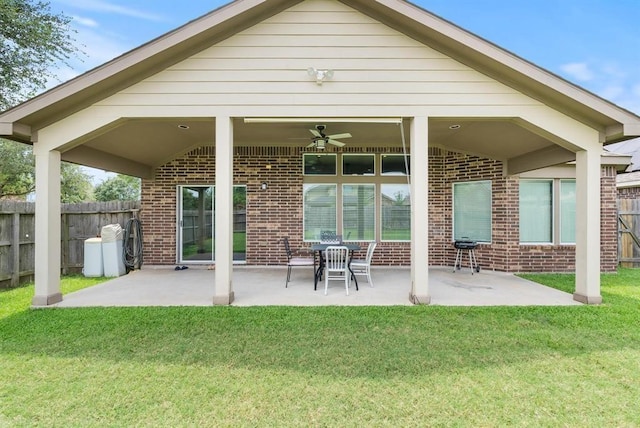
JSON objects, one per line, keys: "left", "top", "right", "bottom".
{"left": 1, "top": 0, "right": 639, "bottom": 141}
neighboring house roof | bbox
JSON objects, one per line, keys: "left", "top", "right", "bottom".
{"left": 1, "top": 0, "right": 639, "bottom": 145}
{"left": 617, "top": 170, "right": 640, "bottom": 188}
{"left": 601, "top": 150, "right": 633, "bottom": 173}
{"left": 606, "top": 137, "right": 640, "bottom": 172}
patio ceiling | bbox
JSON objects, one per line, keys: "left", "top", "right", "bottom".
{"left": 60, "top": 117, "right": 559, "bottom": 178}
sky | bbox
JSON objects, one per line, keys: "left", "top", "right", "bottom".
{"left": 45, "top": 0, "right": 640, "bottom": 179}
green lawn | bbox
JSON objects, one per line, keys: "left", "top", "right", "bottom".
{"left": 181, "top": 232, "right": 247, "bottom": 258}
{"left": 1, "top": 270, "right": 640, "bottom": 426}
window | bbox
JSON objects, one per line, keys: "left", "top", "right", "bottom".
{"left": 559, "top": 180, "right": 576, "bottom": 244}
{"left": 303, "top": 184, "right": 336, "bottom": 240}
{"left": 519, "top": 180, "right": 553, "bottom": 243}
{"left": 519, "top": 179, "right": 576, "bottom": 245}
{"left": 453, "top": 180, "right": 492, "bottom": 242}
{"left": 303, "top": 153, "right": 411, "bottom": 242}
{"left": 343, "top": 154, "right": 375, "bottom": 175}
{"left": 382, "top": 154, "right": 410, "bottom": 175}
{"left": 343, "top": 184, "right": 375, "bottom": 240}
{"left": 303, "top": 154, "right": 336, "bottom": 175}
{"left": 381, "top": 184, "right": 411, "bottom": 241}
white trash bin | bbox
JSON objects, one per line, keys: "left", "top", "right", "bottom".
{"left": 83, "top": 237, "right": 104, "bottom": 277}
{"left": 101, "top": 224, "right": 126, "bottom": 277}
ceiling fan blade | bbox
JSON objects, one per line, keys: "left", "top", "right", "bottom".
{"left": 306, "top": 142, "right": 316, "bottom": 148}
{"left": 310, "top": 129, "right": 322, "bottom": 137}
{"left": 328, "top": 139, "right": 346, "bottom": 147}
{"left": 327, "top": 133, "right": 351, "bottom": 140}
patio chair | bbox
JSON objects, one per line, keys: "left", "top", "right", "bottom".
{"left": 350, "top": 242, "right": 376, "bottom": 287}
{"left": 283, "top": 237, "right": 315, "bottom": 287}
{"left": 324, "top": 245, "right": 350, "bottom": 295}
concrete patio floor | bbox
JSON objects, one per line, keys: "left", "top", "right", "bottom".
{"left": 51, "top": 265, "right": 582, "bottom": 307}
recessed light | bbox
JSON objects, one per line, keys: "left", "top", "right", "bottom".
{"left": 178, "top": 124, "right": 190, "bottom": 130}
{"left": 449, "top": 124, "right": 461, "bottom": 130}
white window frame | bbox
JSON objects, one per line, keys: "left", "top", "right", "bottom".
{"left": 342, "top": 183, "right": 376, "bottom": 241}
{"left": 559, "top": 179, "right": 576, "bottom": 245}
{"left": 302, "top": 153, "right": 337, "bottom": 176}
{"left": 519, "top": 179, "right": 554, "bottom": 245}
{"left": 303, "top": 153, "right": 411, "bottom": 242}
{"left": 342, "top": 154, "right": 375, "bottom": 176}
{"left": 380, "top": 183, "right": 411, "bottom": 242}
{"left": 303, "top": 183, "right": 337, "bottom": 242}
{"left": 381, "top": 154, "right": 411, "bottom": 176}
{"left": 452, "top": 180, "right": 492, "bottom": 243}
{"left": 518, "top": 178, "right": 576, "bottom": 246}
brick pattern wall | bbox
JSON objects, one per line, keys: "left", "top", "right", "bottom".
{"left": 141, "top": 146, "right": 619, "bottom": 272}
{"left": 601, "top": 166, "right": 619, "bottom": 271}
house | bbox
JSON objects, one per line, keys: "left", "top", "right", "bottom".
{"left": 607, "top": 138, "right": 640, "bottom": 198}
{"left": 608, "top": 140, "right": 640, "bottom": 266}
{"left": 1, "top": 0, "right": 640, "bottom": 306}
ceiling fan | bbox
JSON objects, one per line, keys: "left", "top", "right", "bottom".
{"left": 307, "top": 125, "right": 352, "bottom": 149}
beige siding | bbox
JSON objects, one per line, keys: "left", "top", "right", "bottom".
{"left": 97, "top": 0, "right": 541, "bottom": 111}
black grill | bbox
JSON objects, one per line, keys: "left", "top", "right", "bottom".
{"left": 453, "top": 239, "right": 480, "bottom": 273}
{"left": 454, "top": 239, "right": 478, "bottom": 250}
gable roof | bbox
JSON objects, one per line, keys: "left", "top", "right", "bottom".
{"left": 1, "top": 0, "right": 640, "bottom": 144}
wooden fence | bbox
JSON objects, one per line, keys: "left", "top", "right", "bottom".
{"left": 0, "top": 201, "right": 140, "bottom": 288}
{"left": 618, "top": 199, "right": 640, "bottom": 268}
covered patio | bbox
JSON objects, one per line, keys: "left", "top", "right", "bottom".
{"left": 2, "top": 0, "right": 640, "bottom": 308}
{"left": 51, "top": 266, "right": 581, "bottom": 307}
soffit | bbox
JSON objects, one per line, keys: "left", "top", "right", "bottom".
{"left": 62, "top": 117, "right": 558, "bottom": 175}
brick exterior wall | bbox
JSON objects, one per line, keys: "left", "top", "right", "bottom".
{"left": 600, "top": 166, "right": 619, "bottom": 272}
{"left": 141, "top": 146, "right": 619, "bottom": 272}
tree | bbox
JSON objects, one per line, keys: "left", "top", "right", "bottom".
{"left": 0, "top": 140, "right": 34, "bottom": 199}
{"left": 0, "top": 141, "right": 94, "bottom": 201}
{"left": 1, "top": 0, "right": 86, "bottom": 202}
{"left": 392, "top": 190, "right": 409, "bottom": 205}
{"left": 94, "top": 174, "right": 141, "bottom": 202}
{"left": 61, "top": 163, "right": 93, "bottom": 203}
{"left": 0, "top": 0, "right": 78, "bottom": 109}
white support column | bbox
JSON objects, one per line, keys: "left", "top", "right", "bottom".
{"left": 32, "top": 145, "right": 62, "bottom": 306}
{"left": 409, "top": 116, "right": 430, "bottom": 304}
{"left": 214, "top": 116, "right": 234, "bottom": 305}
{"left": 574, "top": 148, "right": 602, "bottom": 304}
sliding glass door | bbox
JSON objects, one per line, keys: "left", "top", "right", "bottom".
{"left": 178, "top": 185, "right": 246, "bottom": 263}
{"left": 179, "top": 186, "right": 214, "bottom": 262}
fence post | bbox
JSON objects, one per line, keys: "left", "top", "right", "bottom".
{"left": 61, "top": 212, "right": 69, "bottom": 275}
{"left": 12, "top": 212, "right": 20, "bottom": 287}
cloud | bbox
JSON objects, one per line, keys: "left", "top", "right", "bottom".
{"left": 560, "top": 62, "right": 595, "bottom": 82}
{"left": 72, "top": 15, "right": 99, "bottom": 28}
{"left": 557, "top": 59, "right": 640, "bottom": 115}
{"left": 598, "top": 85, "right": 625, "bottom": 101}
{"left": 54, "top": 0, "right": 165, "bottom": 22}
{"left": 75, "top": 27, "right": 134, "bottom": 66}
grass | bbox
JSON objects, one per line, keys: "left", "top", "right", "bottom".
{"left": 1, "top": 270, "right": 640, "bottom": 426}
{"left": 182, "top": 233, "right": 247, "bottom": 258}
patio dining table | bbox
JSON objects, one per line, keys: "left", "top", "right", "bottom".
{"left": 311, "top": 243, "right": 361, "bottom": 291}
